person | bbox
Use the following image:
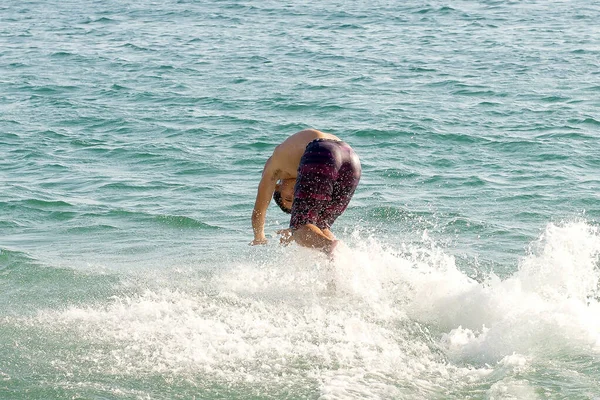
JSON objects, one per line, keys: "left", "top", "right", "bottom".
{"left": 251, "top": 129, "right": 361, "bottom": 253}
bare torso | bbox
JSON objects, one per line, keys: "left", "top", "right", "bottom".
{"left": 251, "top": 129, "right": 348, "bottom": 245}
{"left": 271, "top": 129, "right": 340, "bottom": 179}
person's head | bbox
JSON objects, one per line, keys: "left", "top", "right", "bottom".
{"left": 273, "top": 179, "right": 295, "bottom": 214}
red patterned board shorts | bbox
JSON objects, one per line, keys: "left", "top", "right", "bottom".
{"left": 290, "top": 139, "right": 361, "bottom": 230}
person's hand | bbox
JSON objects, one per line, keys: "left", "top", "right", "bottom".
{"left": 277, "top": 229, "right": 294, "bottom": 246}
{"left": 250, "top": 237, "right": 268, "bottom": 245}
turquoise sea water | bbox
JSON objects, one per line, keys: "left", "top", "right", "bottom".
{"left": 2, "top": 0, "right": 600, "bottom": 398}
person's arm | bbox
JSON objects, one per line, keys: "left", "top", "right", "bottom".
{"left": 251, "top": 158, "right": 279, "bottom": 245}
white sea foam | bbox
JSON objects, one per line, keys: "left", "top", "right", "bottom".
{"left": 411, "top": 222, "right": 600, "bottom": 364}
{"left": 31, "top": 221, "right": 600, "bottom": 398}
{"left": 487, "top": 379, "right": 537, "bottom": 400}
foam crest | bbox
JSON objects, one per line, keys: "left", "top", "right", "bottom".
{"left": 517, "top": 221, "right": 600, "bottom": 302}
{"left": 409, "top": 222, "right": 600, "bottom": 364}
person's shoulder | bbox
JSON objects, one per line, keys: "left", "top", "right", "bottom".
{"left": 261, "top": 156, "right": 282, "bottom": 179}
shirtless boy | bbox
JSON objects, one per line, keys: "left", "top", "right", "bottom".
{"left": 251, "top": 129, "right": 361, "bottom": 253}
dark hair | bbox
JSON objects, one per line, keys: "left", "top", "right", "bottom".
{"left": 273, "top": 190, "right": 292, "bottom": 214}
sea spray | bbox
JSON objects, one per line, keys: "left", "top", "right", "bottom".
{"left": 419, "top": 222, "right": 600, "bottom": 364}
{"left": 13, "top": 222, "right": 600, "bottom": 398}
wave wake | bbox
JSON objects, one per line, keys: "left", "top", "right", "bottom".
{"left": 21, "top": 221, "right": 600, "bottom": 398}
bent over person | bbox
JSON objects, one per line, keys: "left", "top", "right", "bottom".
{"left": 251, "top": 129, "right": 361, "bottom": 253}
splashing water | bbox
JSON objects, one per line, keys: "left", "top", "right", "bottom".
{"left": 13, "top": 222, "right": 600, "bottom": 398}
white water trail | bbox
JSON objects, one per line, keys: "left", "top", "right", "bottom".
{"left": 26, "top": 221, "right": 600, "bottom": 398}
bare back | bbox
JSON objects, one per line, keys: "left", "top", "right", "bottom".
{"left": 251, "top": 129, "right": 340, "bottom": 244}
{"left": 270, "top": 129, "right": 340, "bottom": 179}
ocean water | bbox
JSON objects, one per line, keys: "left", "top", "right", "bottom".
{"left": 1, "top": 0, "right": 600, "bottom": 398}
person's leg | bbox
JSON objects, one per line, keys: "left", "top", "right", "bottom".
{"left": 289, "top": 140, "right": 341, "bottom": 252}
{"left": 318, "top": 145, "right": 362, "bottom": 230}
{"left": 292, "top": 224, "right": 337, "bottom": 253}
{"left": 322, "top": 228, "right": 336, "bottom": 241}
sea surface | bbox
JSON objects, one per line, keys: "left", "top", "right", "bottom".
{"left": 1, "top": 0, "right": 600, "bottom": 398}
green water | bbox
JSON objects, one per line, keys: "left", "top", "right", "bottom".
{"left": 1, "top": 0, "right": 600, "bottom": 398}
